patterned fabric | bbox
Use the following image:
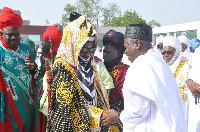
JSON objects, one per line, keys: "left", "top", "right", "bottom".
{"left": 47, "top": 59, "right": 109, "bottom": 131}
{"left": 47, "top": 15, "right": 110, "bottom": 131}
{"left": 33, "top": 67, "right": 46, "bottom": 132}
{"left": 109, "top": 62, "right": 129, "bottom": 105}
{"left": 0, "top": 41, "right": 35, "bottom": 131}
{"left": 77, "top": 56, "right": 95, "bottom": 104}
{"left": 109, "top": 62, "right": 129, "bottom": 132}
{"left": 174, "top": 62, "right": 189, "bottom": 99}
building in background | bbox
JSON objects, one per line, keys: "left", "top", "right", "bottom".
{"left": 152, "top": 21, "right": 200, "bottom": 42}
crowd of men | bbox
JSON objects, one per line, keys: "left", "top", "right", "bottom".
{"left": 1, "top": 6, "right": 200, "bottom": 132}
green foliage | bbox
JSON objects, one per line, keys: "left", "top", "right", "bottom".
{"left": 101, "top": 3, "right": 121, "bottom": 26}
{"left": 61, "top": 1, "right": 160, "bottom": 28}
{"left": 148, "top": 19, "right": 161, "bottom": 28}
{"left": 62, "top": 4, "right": 77, "bottom": 25}
{"left": 61, "top": 0, "right": 103, "bottom": 26}
{"left": 108, "top": 10, "right": 147, "bottom": 27}
{"left": 61, "top": 0, "right": 121, "bottom": 26}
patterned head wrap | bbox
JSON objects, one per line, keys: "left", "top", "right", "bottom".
{"left": 124, "top": 24, "right": 152, "bottom": 42}
{"left": 56, "top": 15, "right": 97, "bottom": 67}
{"left": 190, "top": 38, "right": 200, "bottom": 52}
{"left": 103, "top": 29, "right": 125, "bottom": 54}
{"left": 43, "top": 24, "right": 63, "bottom": 57}
{"left": 0, "top": 7, "right": 23, "bottom": 31}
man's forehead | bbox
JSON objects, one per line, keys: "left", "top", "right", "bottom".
{"left": 83, "top": 41, "right": 94, "bottom": 47}
{"left": 163, "top": 46, "right": 176, "bottom": 51}
{"left": 3, "top": 27, "right": 19, "bottom": 33}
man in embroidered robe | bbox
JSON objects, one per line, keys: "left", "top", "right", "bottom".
{"left": 101, "top": 29, "right": 129, "bottom": 131}
{"left": 120, "top": 24, "right": 187, "bottom": 131}
{"left": 162, "top": 35, "right": 190, "bottom": 125}
{"left": 33, "top": 24, "right": 63, "bottom": 132}
{"left": 46, "top": 13, "right": 114, "bottom": 132}
{"left": 0, "top": 7, "right": 37, "bottom": 131}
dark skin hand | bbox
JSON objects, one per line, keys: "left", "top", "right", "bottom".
{"left": 101, "top": 109, "right": 120, "bottom": 127}
{"left": 25, "top": 58, "right": 37, "bottom": 71}
{"left": 187, "top": 80, "right": 200, "bottom": 97}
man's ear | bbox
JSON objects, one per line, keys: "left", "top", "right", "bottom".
{"left": 134, "top": 39, "right": 141, "bottom": 50}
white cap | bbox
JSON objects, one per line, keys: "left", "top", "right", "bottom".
{"left": 177, "top": 35, "right": 190, "bottom": 47}
{"left": 156, "top": 35, "right": 164, "bottom": 44}
{"left": 163, "top": 36, "right": 182, "bottom": 51}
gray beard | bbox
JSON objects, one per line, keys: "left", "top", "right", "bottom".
{"left": 167, "top": 50, "right": 180, "bottom": 66}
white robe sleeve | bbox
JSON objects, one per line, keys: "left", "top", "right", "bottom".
{"left": 120, "top": 92, "right": 151, "bottom": 131}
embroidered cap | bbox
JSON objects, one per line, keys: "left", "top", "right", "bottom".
{"left": 124, "top": 24, "right": 152, "bottom": 42}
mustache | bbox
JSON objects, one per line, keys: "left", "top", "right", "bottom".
{"left": 163, "top": 57, "right": 172, "bottom": 60}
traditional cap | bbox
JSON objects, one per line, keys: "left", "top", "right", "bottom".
{"left": 25, "top": 39, "right": 35, "bottom": 50}
{"left": 156, "top": 35, "right": 164, "bottom": 44}
{"left": 177, "top": 35, "right": 190, "bottom": 47}
{"left": 103, "top": 29, "right": 125, "bottom": 54}
{"left": 163, "top": 36, "right": 182, "bottom": 51}
{"left": 124, "top": 24, "right": 152, "bottom": 42}
{"left": 0, "top": 7, "right": 23, "bottom": 31}
{"left": 190, "top": 38, "right": 200, "bottom": 52}
{"left": 69, "top": 12, "right": 82, "bottom": 22}
{"left": 43, "top": 24, "right": 63, "bottom": 54}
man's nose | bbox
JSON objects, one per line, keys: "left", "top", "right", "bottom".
{"left": 84, "top": 51, "right": 91, "bottom": 57}
{"left": 11, "top": 35, "right": 17, "bottom": 39}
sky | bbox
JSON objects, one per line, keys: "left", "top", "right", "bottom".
{"left": 1, "top": 0, "right": 200, "bottom": 27}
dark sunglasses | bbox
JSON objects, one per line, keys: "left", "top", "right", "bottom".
{"left": 80, "top": 47, "right": 96, "bottom": 53}
{"left": 161, "top": 51, "right": 175, "bottom": 55}
{"left": 157, "top": 45, "right": 163, "bottom": 48}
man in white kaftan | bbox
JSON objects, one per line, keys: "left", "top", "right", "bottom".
{"left": 187, "top": 46, "right": 200, "bottom": 132}
{"left": 154, "top": 35, "right": 164, "bottom": 54}
{"left": 121, "top": 24, "right": 187, "bottom": 132}
{"left": 177, "top": 33, "right": 192, "bottom": 66}
{"left": 162, "top": 36, "right": 190, "bottom": 126}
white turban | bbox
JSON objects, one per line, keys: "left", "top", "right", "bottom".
{"left": 37, "top": 47, "right": 42, "bottom": 53}
{"left": 156, "top": 35, "right": 164, "bottom": 44}
{"left": 163, "top": 36, "right": 182, "bottom": 51}
{"left": 177, "top": 35, "right": 190, "bottom": 47}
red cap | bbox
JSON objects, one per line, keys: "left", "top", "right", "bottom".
{"left": 0, "top": 7, "right": 23, "bottom": 31}
{"left": 43, "top": 24, "right": 63, "bottom": 58}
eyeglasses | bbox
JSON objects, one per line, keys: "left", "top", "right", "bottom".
{"left": 80, "top": 47, "right": 96, "bottom": 53}
{"left": 157, "top": 45, "right": 163, "bottom": 48}
{"left": 161, "top": 51, "right": 175, "bottom": 55}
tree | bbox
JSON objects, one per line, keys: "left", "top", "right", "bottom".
{"left": 61, "top": 4, "right": 77, "bottom": 25}
{"left": 108, "top": 10, "right": 147, "bottom": 27}
{"left": 101, "top": 3, "right": 121, "bottom": 26}
{"left": 148, "top": 19, "right": 161, "bottom": 28}
{"left": 61, "top": 0, "right": 121, "bottom": 26}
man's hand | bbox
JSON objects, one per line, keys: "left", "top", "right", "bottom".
{"left": 101, "top": 109, "right": 120, "bottom": 127}
{"left": 187, "top": 80, "right": 200, "bottom": 96}
{"left": 25, "top": 59, "right": 37, "bottom": 71}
